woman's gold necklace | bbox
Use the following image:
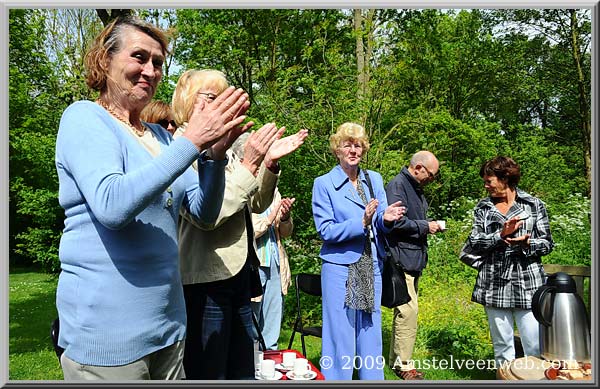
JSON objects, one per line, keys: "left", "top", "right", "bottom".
{"left": 96, "top": 99, "right": 146, "bottom": 137}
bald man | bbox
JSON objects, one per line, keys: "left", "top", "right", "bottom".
{"left": 385, "top": 150, "right": 442, "bottom": 380}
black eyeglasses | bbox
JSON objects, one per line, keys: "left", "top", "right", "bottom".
{"left": 158, "top": 119, "right": 177, "bottom": 129}
{"left": 422, "top": 165, "right": 438, "bottom": 180}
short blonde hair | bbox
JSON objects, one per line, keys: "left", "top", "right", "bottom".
{"left": 329, "top": 122, "right": 370, "bottom": 156}
{"left": 171, "top": 69, "right": 229, "bottom": 126}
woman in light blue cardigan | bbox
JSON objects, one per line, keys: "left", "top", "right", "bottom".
{"left": 312, "top": 123, "right": 406, "bottom": 380}
{"left": 55, "top": 17, "right": 249, "bottom": 380}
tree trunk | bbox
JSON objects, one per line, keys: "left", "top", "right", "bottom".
{"left": 365, "top": 9, "right": 374, "bottom": 96}
{"left": 354, "top": 9, "right": 366, "bottom": 101}
{"left": 354, "top": 9, "right": 375, "bottom": 127}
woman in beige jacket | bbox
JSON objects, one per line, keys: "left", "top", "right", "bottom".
{"left": 171, "top": 69, "right": 308, "bottom": 380}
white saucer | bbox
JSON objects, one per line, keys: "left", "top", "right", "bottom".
{"left": 255, "top": 370, "right": 283, "bottom": 380}
{"left": 275, "top": 363, "right": 293, "bottom": 371}
{"left": 286, "top": 370, "right": 317, "bottom": 380}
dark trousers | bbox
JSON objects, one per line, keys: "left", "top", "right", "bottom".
{"left": 183, "top": 263, "right": 255, "bottom": 380}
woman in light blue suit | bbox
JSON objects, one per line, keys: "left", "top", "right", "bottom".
{"left": 312, "top": 123, "right": 406, "bottom": 380}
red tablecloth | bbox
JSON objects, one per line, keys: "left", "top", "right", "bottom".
{"left": 262, "top": 349, "right": 325, "bottom": 381}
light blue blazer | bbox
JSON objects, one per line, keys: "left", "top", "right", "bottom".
{"left": 312, "top": 165, "right": 392, "bottom": 265}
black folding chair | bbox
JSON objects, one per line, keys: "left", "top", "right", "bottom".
{"left": 287, "top": 273, "right": 322, "bottom": 357}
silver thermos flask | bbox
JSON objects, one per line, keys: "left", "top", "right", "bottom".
{"left": 532, "top": 272, "right": 591, "bottom": 362}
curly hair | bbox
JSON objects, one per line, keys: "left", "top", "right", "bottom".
{"left": 84, "top": 16, "right": 169, "bottom": 92}
{"left": 329, "top": 122, "right": 371, "bottom": 157}
{"left": 479, "top": 156, "right": 521, "bottom": 188}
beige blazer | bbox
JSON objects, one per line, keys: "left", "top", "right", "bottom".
{"left": 251, "top": 188, "right": 293, "bottom": 297}
{"left": 177, "top": 145, "right": 278, "bottom": 285}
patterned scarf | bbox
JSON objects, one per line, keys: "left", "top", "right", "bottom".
{"left": 344, "top": 180, "right": 375, "bottom": 312}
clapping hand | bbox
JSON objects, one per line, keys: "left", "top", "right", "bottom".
{"left": 240, "top": 123, "right": 285, "bottom": 176}
{"left": 505, "top": 234, "right": 531, "bottom": 246}
{"left": 363, "top": 199, "right": 379, "bottom": 228}
{"left": 183, "top": 87, "right": 249, "bottom": 152}
{"left": 384, "top": 201, "right": 406, "bottom": 223}
{"left": 264, "top": 129, "right": 309, "bottom": 167}
{"left": 501, "top": 216, "right": 530, "bottom": 246}
{"left": 279, "top": 197, "right": 295, "bottom": 221}
{"left": 210, "top": 99, "right": 253, "bottom": 159}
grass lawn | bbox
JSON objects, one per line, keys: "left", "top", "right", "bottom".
{"left": 9, "top": 266, "right": 496, "bottom": 381}
{"left": 284, "top": 291, "right": 497, "bottom": 380}
{"left": 9, "top": 267, "right": 63, "bottom": 380}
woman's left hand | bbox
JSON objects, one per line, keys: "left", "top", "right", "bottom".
{"left": 383, "top": 201, "right": 406, "bottom": 223}
{"left": 183, "top": 87, "right": 249, "bottom": 152}
{"left": 505, "top": 234, "right": 530, "bottom": 246}
{"left": 264, "top": 129, "right": 309, "bottom": 166}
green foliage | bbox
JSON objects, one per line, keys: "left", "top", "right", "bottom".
{"left": 512, "top": 127, "right": 587, "bottom": 203}
{"left": 545, "top": 193, "right": 591, "bottom": 266}
{"left": 9, "top": 10, "right": 65, "bottom": 270}
{"left": 374, "top": 107, "right": 507, "bottom": 214}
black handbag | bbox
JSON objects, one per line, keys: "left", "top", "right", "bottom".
{"left": 362, "top": 170, "right": 411, "bottom": 308}
{"left": 381, "top": 252, "right": 411, "bottom": 308}
{"left": 459, "top": 238, "right": 484, "bottom": 270}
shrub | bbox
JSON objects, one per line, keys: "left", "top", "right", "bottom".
{"left": 545, "top": 193, "right": 591, "bottom": 266}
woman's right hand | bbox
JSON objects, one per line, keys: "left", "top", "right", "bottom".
{"left": 500, "top": 216, "right": 523, "bottom": 239}
{"left": 182, "top": 86, "right": 249, "bottom": 152}
{"left": 363, "top": 199, "right": 378, "bottom": 227}
{"left": 279, "top": 197, "right": 295, "bottom": 221}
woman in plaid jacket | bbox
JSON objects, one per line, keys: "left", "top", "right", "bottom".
{"left": 467, "top": 156, "right": 554, "bottom": 366}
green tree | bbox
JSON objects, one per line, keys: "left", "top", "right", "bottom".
{"left": 173, "top": 9, "right": 361, "bottom": 242}
{"left": 491, "top": 9, "right": 592, "bottom": 192}
{"left": 9, "top": 9, "right": 65, "bottom": 270}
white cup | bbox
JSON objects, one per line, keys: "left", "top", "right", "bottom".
{"left": 293, "top": 358, "right": 312, "bottom": 377}
{"left": 282, "top": 351, "right": 296, "bottom": 368}
{"left": 254, "top": 350, "right": 264, "bottom": 371}
{"left": 437, "top": 220, "right": 446, "bottom": 231}
{"left": 260, "top": 359, "right": 276, "bottom": 379}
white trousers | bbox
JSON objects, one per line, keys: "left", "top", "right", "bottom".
{"left": 484, "top": 306, "right": 540, "bottom": 366}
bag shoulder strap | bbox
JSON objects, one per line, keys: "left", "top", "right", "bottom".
{"left": 362, "top": 169, "right": 375, "bottom": 199}
{"left": 363, "top": 169, "right": 396, "bottom": 259}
